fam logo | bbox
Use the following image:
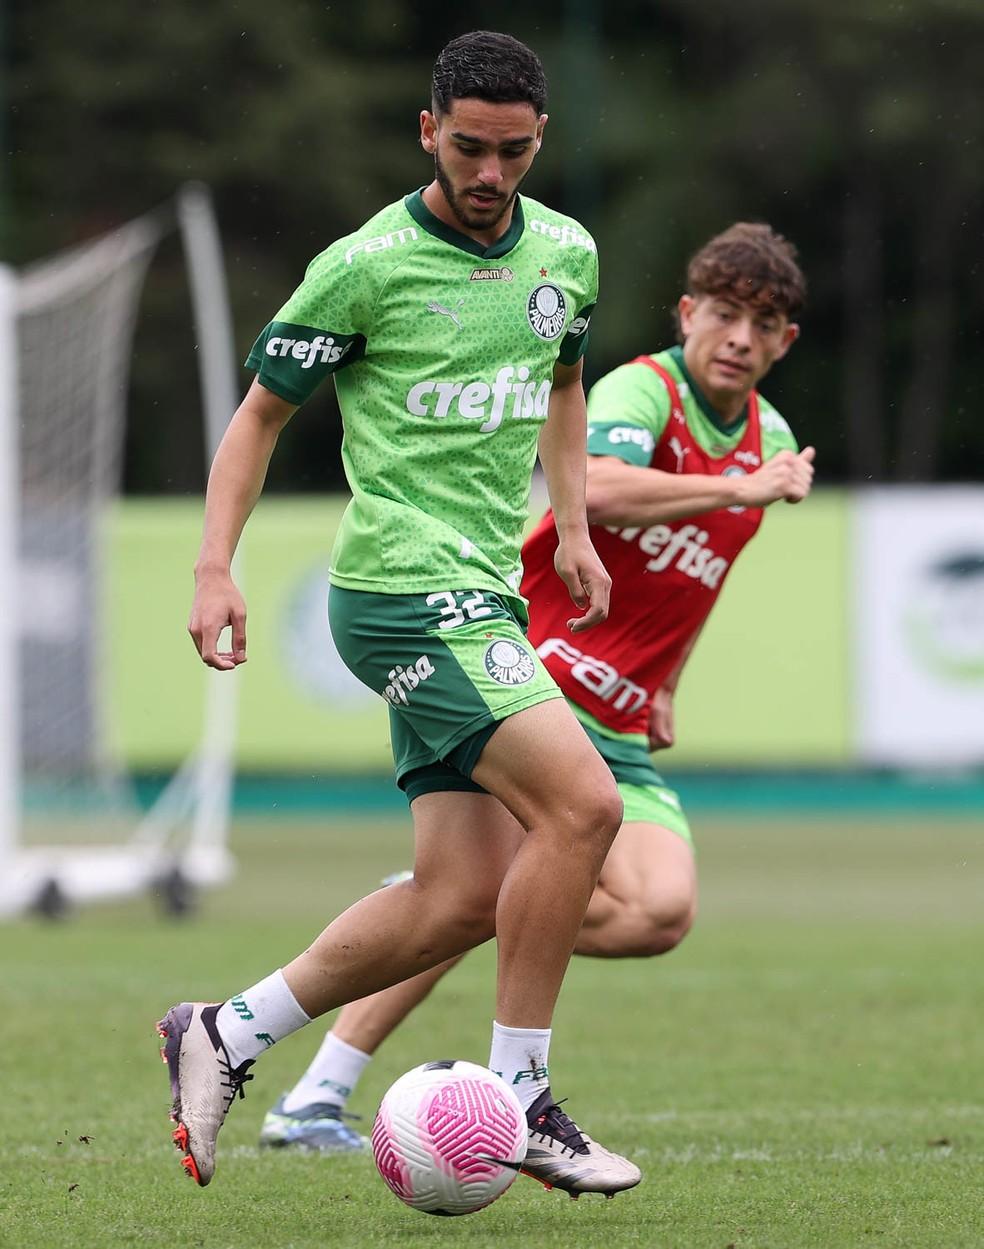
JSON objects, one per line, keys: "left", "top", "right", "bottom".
{"left": 905, "top": 551, "right": 984, "bottom": 681}
{"left": 722, "top": 464, "right": 748, "bottom": 513}
{"left": 484, "top": 639, "right": 536, "bottom": 685}
{"left": 537, "top": 637, "right": 648, "bottom": 715}
{"left": 527, "top": 282, "right": 567, "bottom": 340}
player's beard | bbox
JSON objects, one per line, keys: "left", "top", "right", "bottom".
{"left": 434, "top": 150, "right": 522, "bottom": 233}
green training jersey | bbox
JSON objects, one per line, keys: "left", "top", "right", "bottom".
{"left": 246, "top": 190, "right": 599, "bottom": 604}
{"left": 585, "top": 344, "right": 797, "bottom": 464}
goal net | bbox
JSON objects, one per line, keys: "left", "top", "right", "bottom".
{"left": 0, "top": 184, "right": 238, "bottom": 918}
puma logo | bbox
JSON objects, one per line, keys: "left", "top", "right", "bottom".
{"left": 668, "top": 436, "right": 690, "bottom": 473}
{"left": 426, "top": 298, "right": 465, "bottom": 330}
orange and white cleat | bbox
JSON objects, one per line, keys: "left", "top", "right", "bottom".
{"left": 157, "top": 1002, "right": 254, "bottom": 1187}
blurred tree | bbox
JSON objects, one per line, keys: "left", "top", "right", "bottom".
{"left": 5, "top": 0, "right": 982, "bottom": 488}
{"left": 590, "top": 0, "right": 984, "bottom": 482}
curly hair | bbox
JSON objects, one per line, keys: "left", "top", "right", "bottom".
{"left": 432, "top": 31, "right": 547, "bottom": 117}
{"left": 686, "top": 222, "right": 806, "bottom": 318}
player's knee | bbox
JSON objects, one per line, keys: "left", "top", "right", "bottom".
{"left": 634, "top": 891, "right": 696, "bottom": 956}
{"left": 570, "top": 779, "right": 623, "bottom": 852}
{"left": 640, "top": 904, "right": 695, "bottom": 956}
{"left": 442, "top": 882, "right": 499, "bottom": 946}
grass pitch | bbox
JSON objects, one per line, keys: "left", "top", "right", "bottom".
{"left": 1, "top": 808, "right": 982, "bottom": 1248}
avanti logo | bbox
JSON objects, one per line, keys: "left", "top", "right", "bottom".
{"left": 469, "top": 266, "right": 514, "bottom": 281}
{"left": 406, "top": 366, "right": 551, "bottom": 433}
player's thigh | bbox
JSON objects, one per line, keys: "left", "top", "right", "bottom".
{"left": 598, "top": 819, "right": 697, "bottom": 924}
{"left": 472, "top": 698, "right": 622, "bottom": 839}
{"left": 409, "top": 790, "right": 525, "bottom": 919}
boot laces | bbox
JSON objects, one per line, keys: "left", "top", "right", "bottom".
{"left": 219, "top": 1058, "right": 255, "bottom": 1112}
{"left": 532, "top": 1098, "right": 589, "bottom": 1156}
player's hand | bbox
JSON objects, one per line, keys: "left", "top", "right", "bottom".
{"left": 188, "top": 568, "right": 247, "bottom": 670}
{"left": 736, "top": 446, "right": 815, "bottom": 508}
{"left": 554, "top": 533, "right": 612, "bottom": 634}
{"left": 648, "top": 687, "right": 675, "bottom": 751}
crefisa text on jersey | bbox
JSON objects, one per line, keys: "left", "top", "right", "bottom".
{"left": 405, "top": 366, "right": 552, "bottom": 433}
{"left": 608, "top": 523, "right": 731, "bottom": 588}
{"left": 263, "top": 335, "right": 354, "bottom": 368}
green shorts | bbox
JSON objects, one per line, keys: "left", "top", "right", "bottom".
{"left": 328, "top": 585, "right": 563, "bottom": 786}
{"left": 399, "top": 693, "right": 694, "bottom": 849}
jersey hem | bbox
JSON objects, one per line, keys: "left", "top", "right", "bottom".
{"left": 570, "top": 701, "right": 650, "bottom": 746}
{"left": 329, "top": 570, "right": 527, "bottom": 614}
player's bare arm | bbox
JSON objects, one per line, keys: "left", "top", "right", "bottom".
{"left": 585, "top": 445, "right": 816, "bottom": 527}
{"left": 538, "top": 358, "right": 611, "bottom": 633}
{"left": 189, "top": 380, "right": 297, "bottom": 670}
{"left": 648, "top": 621, "right": 704, "bottom": 749}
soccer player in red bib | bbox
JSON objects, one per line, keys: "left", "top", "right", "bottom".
{"left": 259, "top": 221, "right": 815, "bottom": 1155}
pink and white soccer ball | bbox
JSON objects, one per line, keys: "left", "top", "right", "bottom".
{"left": 371, "top": 1059, "right": 528, "bottom": 1216}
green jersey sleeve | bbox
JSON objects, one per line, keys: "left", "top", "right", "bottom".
{"left": 758, "top": 396, "right": 800, "bottom": 459}
{"left": 245, "top": 241, "right": 370, "bottom": 406}
{"left": 556, "top": 242, "right": 598, "bottom": 366}
{"left": 585, "top": 359, "right": 672, "bottom": 466}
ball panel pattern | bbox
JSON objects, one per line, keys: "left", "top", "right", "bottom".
{"left": 371, "top": 1061, "right": 528, "bottom": 1216}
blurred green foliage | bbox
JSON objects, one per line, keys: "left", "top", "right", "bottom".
{"left": 5, "top": 0, "right": 982, "bottom": 490}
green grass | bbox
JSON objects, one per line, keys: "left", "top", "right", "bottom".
{"left": 2, "top": 811, "right": 982, "bottom": 1248}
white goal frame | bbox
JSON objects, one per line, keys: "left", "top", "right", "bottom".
{"left": 0, "top": 184, "right": 239, "bottom": 917}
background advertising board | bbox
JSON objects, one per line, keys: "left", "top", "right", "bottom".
{"left": 110, "top": 492, "right": 851, "bottom": 772}
{"left": 854, "top": 487, "right": 984, "bottom": 767}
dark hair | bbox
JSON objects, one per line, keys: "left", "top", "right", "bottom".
{"left": 685, "top": 222, "right": 806, "bottom": 319}
{"left": 432, "top": 31, "right": 547, "bottom": 116}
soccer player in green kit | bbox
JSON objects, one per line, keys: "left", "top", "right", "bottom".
{"left": 255, "top": 223, "right": 815, "bottom": 1167}
{"left": 157, "top": 30, "right": 641, "bottom": 1196}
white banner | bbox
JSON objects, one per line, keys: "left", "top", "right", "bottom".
{"left": 854, "top": 487, "right": 984, "bottom": 766}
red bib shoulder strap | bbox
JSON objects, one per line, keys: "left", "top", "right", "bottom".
{"left": 629, "top": 355, "right": 685, "bottom": 424}
{"left": 630, "top": 354, "right": 762, "bottom": 449}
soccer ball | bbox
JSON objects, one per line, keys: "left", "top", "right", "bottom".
{"left": 371, "top": 1059, "right": 528, "bottom": 1216}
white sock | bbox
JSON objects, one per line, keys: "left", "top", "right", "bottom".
{"left": 215, "top": 969, "right": 311, "bottom": 1067}
{"left": 282, "top": 1032, "right": 372, "bottom": 1114}
{"left": 488, "top": 1020, "right": 551, "bottom": 1112}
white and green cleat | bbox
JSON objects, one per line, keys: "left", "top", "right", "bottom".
{"left": 259, "top": 1096, "right": 369, "bottom": 1153}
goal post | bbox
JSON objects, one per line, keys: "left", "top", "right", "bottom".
{"left": 0, "top": 185, "right": 239, "bottom": 918}
{"left": 0, "top": 263, "right": 19, "bottom": 877}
